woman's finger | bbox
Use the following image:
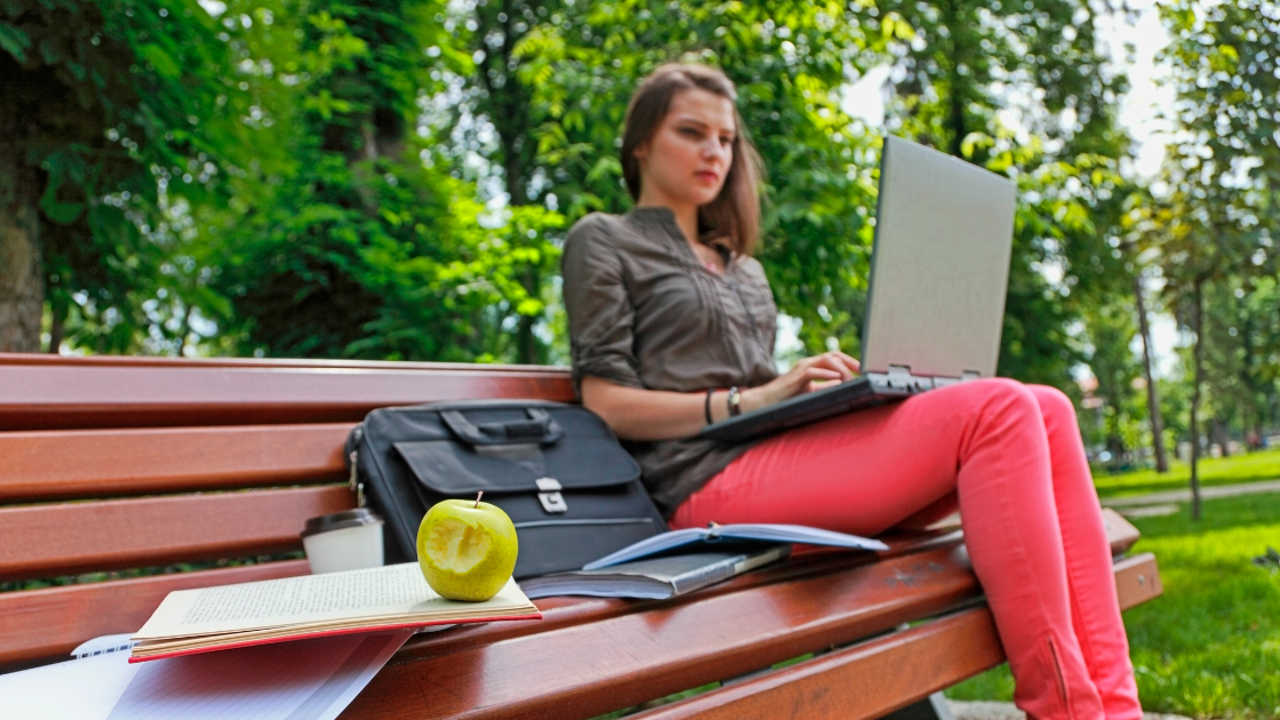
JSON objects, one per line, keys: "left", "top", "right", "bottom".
{"left": 835, "top": 351, "right": 860, "bottom": 373}
{"left": 804, "top": 367, "right": 843, "bottom": 382}
{"left": 816, "top": 353, "right": 855, "bottom": 381}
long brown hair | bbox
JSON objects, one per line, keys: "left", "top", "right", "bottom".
{"left": 621, "top": 64, "right": 764, "bottom": 256}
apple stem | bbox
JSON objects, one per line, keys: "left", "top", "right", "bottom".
{"left": 474, "top": 491, "right": 483, "bottom": 508}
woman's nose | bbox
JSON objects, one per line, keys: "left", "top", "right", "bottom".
{"left": 701, "top": 138, "right": 729, "bottom": 162}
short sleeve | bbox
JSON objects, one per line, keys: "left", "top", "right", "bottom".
{"left": 561, "top": 215, "right": 644, "bottom": 393}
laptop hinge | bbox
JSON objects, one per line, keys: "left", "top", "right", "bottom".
{"left": 867, "top": 365, "right": 933, "bottom": 394}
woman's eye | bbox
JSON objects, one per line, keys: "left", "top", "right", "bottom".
{"left": 680, "top": 127, "right": 700, "bottom": 138}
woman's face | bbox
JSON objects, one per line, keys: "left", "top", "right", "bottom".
{"left": 634, "top": 87, "right": 736, "bottom": 210}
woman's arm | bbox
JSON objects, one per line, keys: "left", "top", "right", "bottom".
{"left": 582, "top": 351, "right": 862, "bottom": 441}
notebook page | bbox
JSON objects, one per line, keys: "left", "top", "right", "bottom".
{"left": 0, "top": 651, "right": 138, "bottom": 720}
{"left": 107, "top": 631, "right": 409, "bottom": 720}
{"left": 0, "top": 630, "right": 410, "bottom": 720}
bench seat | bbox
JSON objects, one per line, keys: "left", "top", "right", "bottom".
{"left": 0, "top": 353, "right": 1161, "bottom": 719}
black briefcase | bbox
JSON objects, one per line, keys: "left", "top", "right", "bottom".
{"left": 345, "top": 400, "right": 668, "bottom": 578}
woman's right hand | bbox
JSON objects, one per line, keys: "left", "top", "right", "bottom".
{"left": 740, "top": 351, "right": 861, "bottom": 414}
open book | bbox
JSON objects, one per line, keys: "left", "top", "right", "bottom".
{"left": 520, "top": 545, "right": 790, "bottom": 600}
{"left": 582, "top": 523, "right": 887, "bottom": 570}
{"left": 130, "top": 562, "right": 539, "bottom": 662}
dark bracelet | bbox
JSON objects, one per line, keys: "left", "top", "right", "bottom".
{"left": 704, "top": 388, "right": 715, "bottom": 425}
{"left": 727, "top": 386, "right": 742, "bottom": 417}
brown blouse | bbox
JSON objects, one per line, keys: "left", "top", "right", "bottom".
{"left": 561, "top": 207, "right": 779, "bottom": 516}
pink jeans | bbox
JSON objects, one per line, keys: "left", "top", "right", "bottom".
{"left": 671, "top": 378, "right": 1142, "bottom": 720}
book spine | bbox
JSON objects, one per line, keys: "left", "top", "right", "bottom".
{"left": 669, "top": 557, "right": 739, "bottom": 596}
{"left": 669, "top": 546, "right": 790, "bottom": 596}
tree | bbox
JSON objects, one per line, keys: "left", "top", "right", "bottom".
{"left": 1, "top": 0, "right": 249, "bottom": 352}
{"left": 1081, "top": 299, "right": 1142, "bottom": 467}
{"left": 872, "top": 0, "right": 1137, "bottom": 393}
{"left": 514, "top": 1, "right": 889, "bottom": 357}
{"left": 1154, "top": 0, "right": 1280, "bottom": 518}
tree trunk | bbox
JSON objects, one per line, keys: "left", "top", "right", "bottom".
{"left": 476, "top": 0, "right": 539, "bottom": 365}
{"left": 1133, "top": 273, "right": 1168, "bottom": 471}
{"left": 1189, "top": 277, "right": 1204, "bottom": 521}
{"left": 1211, "top": 417, "right": 1230, "bottom": 458}
{"left": 0, "top": 161, "right": 44, "bottom": 353}
{"left": 940, "top": 0, "right": 969, "bottom": 158}
{"left": 46, "top": 299, "right": 65, "bottom": 353}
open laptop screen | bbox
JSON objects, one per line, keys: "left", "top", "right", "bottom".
{"left": 860, "top": 136, "right": 1017, "bottom": 380}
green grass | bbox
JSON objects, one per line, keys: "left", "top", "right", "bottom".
{"left": 946, "top": 491, "right": 1280, "bottom": 719}
{"left": 1091, "top": 447, "right": 1280, "bottom": 499}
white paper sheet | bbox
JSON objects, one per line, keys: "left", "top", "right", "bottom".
{"left": 0, "top": 630, "right": 411, "bottom": 720}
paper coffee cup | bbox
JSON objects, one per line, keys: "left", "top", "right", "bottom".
{"left": 301, "top": 509, "right": 385, "bottom": 574}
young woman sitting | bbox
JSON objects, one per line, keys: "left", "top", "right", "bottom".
{"left": 560, "top": 63, "right": 1143, "bottom": 720}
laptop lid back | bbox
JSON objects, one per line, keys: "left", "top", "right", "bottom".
{"left": 860, "top": 136, "right": 1017, "bottom": 380}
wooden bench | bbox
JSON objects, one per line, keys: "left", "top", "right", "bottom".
{"left": 0, "top": 353, "right": 1162, "bottom": 719}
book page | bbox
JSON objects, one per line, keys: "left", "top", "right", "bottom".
{"left": 135, "top": 563, "right": 532, "bottom": 641}
{"left": 0, "top": 630, "right": 410, "bottom": 720}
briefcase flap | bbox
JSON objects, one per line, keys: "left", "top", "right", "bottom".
{"left": 394, "top": 440, "right": 639, "bottom": 494}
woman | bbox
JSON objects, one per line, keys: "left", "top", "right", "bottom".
{"left": 561, "top": 63, "right": 1142, "bottom": 720}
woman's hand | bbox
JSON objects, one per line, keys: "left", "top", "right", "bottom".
{"left": 740, "top": 351, "right": 861, "bottom": 414}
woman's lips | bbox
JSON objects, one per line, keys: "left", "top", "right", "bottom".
{"left": 695, "top": 170, "right": 719, "bottom": 183}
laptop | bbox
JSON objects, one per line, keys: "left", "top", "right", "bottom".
{"left": 701, "top": 135, "right": 1017, "bottom": 443}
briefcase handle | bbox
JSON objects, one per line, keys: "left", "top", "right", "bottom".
{"left": 440, "top": 407, "right": 565, "bottom": 446}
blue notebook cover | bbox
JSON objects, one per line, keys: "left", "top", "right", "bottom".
{"left": 521, "top": 545, "right": 791, "bottom": 600}
{"left": 582, "top": 523, "right": 887, "bottom": 571}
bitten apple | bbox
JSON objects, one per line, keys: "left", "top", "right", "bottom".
{"left": 417, "top": 494, "right": 518, "bottom": 602}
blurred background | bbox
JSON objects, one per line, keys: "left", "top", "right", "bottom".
{"left": 3, "top": 0, "right": 1278, "bottom": 472}
{"left": 3, "top": 1, "right": 1280, "bottom": 714}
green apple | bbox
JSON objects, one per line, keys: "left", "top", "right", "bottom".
{"left": 417, "top": 495, "right": 518, "bottom": 602}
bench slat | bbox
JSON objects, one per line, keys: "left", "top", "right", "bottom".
{"left": 0, "top": 362, "right": 574, "bottom": 430}
{"left": 0, "top": 560, "right": 310, "bottom": 670}
{"left": 0, "top": 486, "right": 353, "bottom": 581}
{"left": 634, "top": 608, "right": 1003, "bottom": 720}
{"left": 0, "top": 425, "right": 351, "bottom": 502}
{"left": 342, "top": 545, "right": 978, "bottom": 720}
{"left": 635, "top": 552, "right": 1164, "bottom": 720}
{"left": 0, "top": 531, "right": 956, "bottom": 669}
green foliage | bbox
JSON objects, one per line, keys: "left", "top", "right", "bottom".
{"left": 208, "top": 0, "right": 565, "bottom": 362}
{"left": 0, "top": 0, "right": 258, "bottom": 352}
{"left": 509, "top": 0, "right": 888, "bottom": 355}
{"left": 1078, "top": 296, "right": 1150, "bottom": 462}
{"left": 868, "top": 0, "right": 1138, "bottom": 394}
{"left": 1149, "top": 0, "right": 1280, "bottom": 456}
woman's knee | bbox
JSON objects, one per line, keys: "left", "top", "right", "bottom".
{"left": 1027, "top": 384, "right": 1078, "bottom": 425}
{"left": 968, "top": 377, "right": 1039, "bottom": 418}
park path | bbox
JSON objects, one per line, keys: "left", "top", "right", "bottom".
{"left": 1100, "top": 478, "right": 1280, "bottom": 511}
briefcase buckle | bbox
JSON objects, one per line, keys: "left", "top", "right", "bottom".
{"left": 535, "top": 477, "right": 568, "bottom": 513}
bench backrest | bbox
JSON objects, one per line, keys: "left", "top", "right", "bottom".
{"left": 0, "top": 353, "right": 574, "bottom": 669}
